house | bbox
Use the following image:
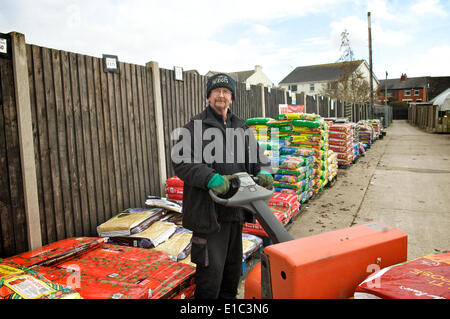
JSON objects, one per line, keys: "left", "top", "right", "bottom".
{"left": 205, "top": 65, "right": 274, "bottom": 88}
{"left": 378, "top": 74, "right": 428, "bottom": 103}
{"left": 278, "top": 60, "right": 379, "bottom": 99}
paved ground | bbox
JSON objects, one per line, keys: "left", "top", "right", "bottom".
{"left": 237, "top": 119, "right": 450, "bottom": 298}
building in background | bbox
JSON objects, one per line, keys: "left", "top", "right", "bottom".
{"left": 278, "top": 60, "right": 378, "bottom": 104}
{"left": 378, "top": 74, "right": 428, "bottom": 103}
{"left": 205, "top": 65, "right": 274, "bottom": 88}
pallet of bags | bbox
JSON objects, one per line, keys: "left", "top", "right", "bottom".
{"left": 358, "top": 121, "right": 374, "bottom": 146}
{"left": 329, "top": 123, "right": 354, "bottom": 167}
{"left": 2, "top": 237, "right": 196, "bottom": 299}
{"left": 268, "top": 192, "right": 301, "bottom": 220}
{"left": 368, "top": 119, "right": 381, "bottom": 139}
{"left": 33, "top": 244, "right": 195, "bottom": 299}
{"left": 282, "top": 114, "right": 328, "bottom": 194}
{"left": 270, "top": 156, "right": 315, "bottom": 203}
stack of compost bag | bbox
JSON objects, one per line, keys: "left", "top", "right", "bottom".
{"left": 328, "top": 123, "right": 355, "bottom": 167}
{"left": 276, "top": 113, "right": 329, "bottom": 195}
{"left": 1, "top": 237, "right": 196, "bottom": 299}
{"left": 358, "top": 121, "right": 374, "bottom": 146}
{"left": 368, "top": 119, "right": 381, "bottom": 139}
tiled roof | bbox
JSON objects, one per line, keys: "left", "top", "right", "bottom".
{"left": 279, "top": 60, "right": 364, "bottom": 84}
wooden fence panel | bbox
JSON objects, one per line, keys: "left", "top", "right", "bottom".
{"left": 22, "top": 44, "right": 162, "bottom": 249}
{"left": 159, "top": 68, "right": 209, "bottom": 179}
{"left": 0, "top": 56, "right": 28, "bottom": 257}
{"left": 305, "top": 95, "right": 316, "bottom": 113}
{"left": 319, "top": 96, "right": 327, "bottom": 117}
{"left": 329, "top": 99, "right": 336, "bottom": 117}
{"left": 265, "top": 87, "right": 285, "bottom": 118}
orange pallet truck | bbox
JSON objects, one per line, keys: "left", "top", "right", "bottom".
{"left": 209, "top": 172, "right": 407, "bottom": 299}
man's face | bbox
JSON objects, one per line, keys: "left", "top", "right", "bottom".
{"left": 208, "top": 87, "right": 233, "bottom": 114}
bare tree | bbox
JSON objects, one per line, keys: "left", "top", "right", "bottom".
{"left": 337, "top": 29, "right": 354, "bottom": 62}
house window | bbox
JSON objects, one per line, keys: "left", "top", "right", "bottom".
{"left": 310, "top": 83, "right": 315, "bottom": 92}
{"left": 290, "top": 85, "right": 298, "bottom": 92}
{"left": 404, "top": 90, "right": 411, "bottom": 96}
{"left": 414, "top": 89, "right": 420, "bottom": 96}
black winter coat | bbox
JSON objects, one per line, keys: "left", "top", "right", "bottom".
{"left": 171, "top": 105, "right": 271, "bottom": 235}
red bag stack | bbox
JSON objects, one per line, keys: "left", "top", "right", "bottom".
{"left": 328, "top": 123, "right": 355, "bottom": 167}
{"left": 243, "top": 192, "right": 300, "bottom": 238}
{"left": 165, "top": 176, "right": 184, "bottom": 202}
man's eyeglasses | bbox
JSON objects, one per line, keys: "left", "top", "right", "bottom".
{"left": 211, "top": 88, "right": 232, "bottom": 96}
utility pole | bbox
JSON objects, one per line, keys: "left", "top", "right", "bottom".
{"left": 368, "top": 12, "right": 374, "bottom": 119}
{"left": 385, "top": 71, "right": 388, "bottom": 107}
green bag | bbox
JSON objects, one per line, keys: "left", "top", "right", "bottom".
{"left": 246, "top": 117, "right": 273, "bottom": 125}
{"left": 291, "top": 120, "right": 321, "bottom": 128}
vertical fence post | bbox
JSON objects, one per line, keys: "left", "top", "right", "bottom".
{"left": 10, "top": 32, "right": 42, "bottom": 250}
{"left": 146, "top": 61, "right": 167, "bottom": 196}
{"left": 327, "top": 97, "right": 330, "bottom": 118}
{"left": 316, "top": 94, "right": 319, "bottom": 115}
{"left": 260, "top": 84, "right": 266, "bottom": 118}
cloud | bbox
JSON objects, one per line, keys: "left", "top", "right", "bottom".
{"left": 367, "top": 0, "right": 396, "bottom": 21}
{"left": 249, "top": 24, "right": 273, "bottom": 35}
{"left": 410, "top": 0, "right": 448, "bottom": 17}
{"left": 330, "top": 15, "right": 413, "bottom": 51}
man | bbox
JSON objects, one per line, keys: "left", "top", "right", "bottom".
{"left": 171, "top": 73, "right": 273, "bottom": 299}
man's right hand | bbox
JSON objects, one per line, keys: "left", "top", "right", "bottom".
{"left": 207, "top": 173, "right": 232, "bottom": 195}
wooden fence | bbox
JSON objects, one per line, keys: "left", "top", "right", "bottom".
{"left": 0, "top": 31, "right": 375, "bottom": 257}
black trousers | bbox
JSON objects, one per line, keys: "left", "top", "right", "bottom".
{"left": 192, "top": 222, "right": 243, "bottom": 299}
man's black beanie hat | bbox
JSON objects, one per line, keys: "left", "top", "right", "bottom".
{"left": 206, "top": 73, "right": 236, "bottom": 101}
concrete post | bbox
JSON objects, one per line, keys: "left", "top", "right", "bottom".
{"left": 316, "top": 94, "right": 320, "bottom": 115}
{"left": 10, "top": 32, "right": 42, "bottom": 250}
{"left": 146, "top": 61, "right": 167, "bottom": 196}
{"left": 260, "top": 84, "right": 266, "bottom": 118}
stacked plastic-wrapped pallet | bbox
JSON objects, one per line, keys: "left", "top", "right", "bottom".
{"left": 276, "top": 113, "right": 329, "bottom": 195}
{"left": 270, "top": 149, "right": 315, "bottom": 204}
{"left": 328, "top": 122, "right": 355, "bottom": 167}
{"left": 358, "top": 121, "right": 374, "bottom": 146}
{"left": 368, "top": 119, "right": 381, "bottom": 139}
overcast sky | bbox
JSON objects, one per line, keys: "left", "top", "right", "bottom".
{"left": 1, "top": 0, "right": 449, "bottom": 85}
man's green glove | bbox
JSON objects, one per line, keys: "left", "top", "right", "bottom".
{"left": 207, "top": 173, "right": 233, "bottom": 195}
{"left": 257, "top": 171, "right": 274, "bottom": 190}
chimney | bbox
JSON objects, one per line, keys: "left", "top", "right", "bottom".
{"left": 255, "top": 65, "right": 262, "bottom": 72}
{"left": 400, "top": 73, "right": 407, "bottom": 81}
